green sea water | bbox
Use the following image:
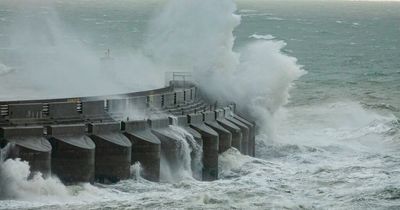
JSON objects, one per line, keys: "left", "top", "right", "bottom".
{"left": 235, "top": 1, "right": 400, "bottom": 118}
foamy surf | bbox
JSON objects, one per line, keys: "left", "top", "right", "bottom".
{"left": 249, "top": 34, "right": 275, "bottom": 40}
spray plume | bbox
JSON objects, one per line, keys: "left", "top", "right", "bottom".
{"left": 145, "top": 0, "right": 306, "bottom": 140}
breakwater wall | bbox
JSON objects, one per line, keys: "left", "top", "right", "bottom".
{"left": 0, "top": 83, "right": 255, "bottom": 183}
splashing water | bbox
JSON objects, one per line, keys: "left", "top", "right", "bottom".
{"left": 0, "top": 144, "right": 69, "bottom": 201}
{"left": 158, "top": 125, "right": 203, "bottom": 182}
{"left": 170, "top": 116, "right": 204, "bottom": 180}
{"left": 130, "top": 162, "right": 143, "bottom": 181}
{"left": 169, "top": 125, "right": 203, "bottom": 181}
{"left": 0, "top": 158, "right": 69, "bottom": 201}
{"left": 145, "top": 0, "right": 306, "bottom": 141}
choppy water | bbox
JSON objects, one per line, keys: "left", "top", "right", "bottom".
{"left": 1, "top": 0, "right": 400, "bottom": 209}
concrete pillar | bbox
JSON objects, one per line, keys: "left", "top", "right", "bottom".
{"left": 188, "top": 113, "right": 219, "bottom": 181}
{"left": 107, "top": 98, "right": 128, "bottom": 115}
{"left": 0, "top": 126, "right": 51, "bottom": 176}
{"left": 224, "top": 108, "right": 250, "bottom": 155}
{"left": 122, "top": 120, "right": 161, "bottom": 182}
{"left": 184, "top": 89, "right": 191, "bottom": 103}
{"left": 164, "top": 93, "right": 175, "bottom": 107}
{"left": 203, "top": 111, "right": 232, "bottom": 154}
{"left": 127, "top": 96, "right": 148, "bottom": 112}
{"left": 234, "top": 114, "right": 256, "bottom": 157}
{"left": 148, "top": 94, "right": 163, "bottom": 109}
{"left": 88, "top": 122, "right": 132, "bottom": 183}
{"left": 190, "top": 87, "right": 196, "bottom": 101}
{"left": 215, "top": 109, "right": 243, "bottom": 152}
{"left": 170, "top": 115, "right": 203, "bottom": 180}
{"left": 175, "top": 91, "right": 185, "bottom": 105}
{"left": 149, "top": 118, "right": 185, "bottom": 180}
{"left": 170, "top": 115, "right": 202, "bottom": 146}
{"left": 47, "top": 124, "right": 95, "bottom": 184}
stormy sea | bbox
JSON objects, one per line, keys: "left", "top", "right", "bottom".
{"left": 0, "top": 0, "right": 399, "bottom": 209}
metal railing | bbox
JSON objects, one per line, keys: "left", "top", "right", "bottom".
{"left": 165, "top": 72, "right": 193, "bottom": 88}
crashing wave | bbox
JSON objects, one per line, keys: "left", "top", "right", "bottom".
{"left": 249, "top": 34, "right": 275, "bottom": 40}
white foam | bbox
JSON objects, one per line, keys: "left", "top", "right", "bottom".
{"left": 273, "top": 101, "right": 399, "bottom": 153}
{"left": 266, "top": 17, "right": 285, "bottom": 21}
{"left": 0, "top": 158, "right": 69, "bottom": 201}
{"left": 130, "top": 162, "right": 143, "bottom": 181}
{"left": 249, "top": 34, "right": 275, "bottom": 40}
{"left": 159, "top": 125, "right": 203, "bottom": 182}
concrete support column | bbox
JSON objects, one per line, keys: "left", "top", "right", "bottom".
{"left": 122, "top": 120, "right": 161, "bottom": 182}
{"left": 88, "top": 122, "right": 132, "bottom": 183}
{"left": 0, "top": 126, "right": 52, "bottom": 176}
{"left": 47, "top": 124, "right": 95, "bottom": 184}
{"left": 149, "top": 118, "right": 184, "bottom": 181}
{"left": 188, "top": 113, "right": 219, "bottom": 181}
{"left": 224, "top": 108, "right": 250, "bottom": 155}
{"left": 203, "top": 111, "right": 232, "bottom": 154}
{"left": 234, "top": 114, "right": 256, "bottom": 157}
{"left": 215, "top": 109, "right": 243, "bottom": 152}
{"left": 175, "top": 91, "right": 185, "bottom": 105}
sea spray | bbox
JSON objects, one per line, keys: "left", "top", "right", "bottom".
{"left": 0, "top": 1, "right": 164, "bottom": 101}
{"left": 272, "top": 101, "right": 400, "bottom": 153}
{"left": 169, "top": 125, "right": 203, "bottom": 181}
{"left": 170, "top": 116, "right": 203, "bottom": 180}
{"left": 159, "top": 127, "right": 195, "bottom": 182}
{"left": 0, "top": 146, "right": 117, "bottom": 203}
{"left": 130, "top": 162, "right": 143, "bottom": 181}
{"left": 0, "top": 158, "right": 69, "bottom": 200}
{"left": 144, "top": 0, "right": 240, "bottom": 72}
{"left": 154, "top": 116, "right": 203, "bottom": 182}
{"left": 145, "top": 0, "right": 306, "bottom": 142}
{"left": 0, "top": 144, "right": 70, "bottom": 201}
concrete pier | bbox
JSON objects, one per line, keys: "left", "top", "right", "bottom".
{"left": 122, "top": 120, "right": 161, "bottom": 182}
{"left": 188, "top": 113, "right": 219, "bottom": 181}
{"left": 47, "top": 124, "right": 95, "bottom": 184}
{"left": 88, "top": 122, "right": 132, "bottom": 183}
{"left": 203, "top": 111, "right": 232, "bottom": 154}
{"left": 0, "top": 84, "right": 256, "bottom": 184}
{"left": 224, "top": 108, "right": 250, "bottom": 155}
{"left": 215, "top": 109, "right": 243, "bottom": 152}
{"left": 234, "top": 114, "right": 256, "bottom": 157}
{"left": 0, "top": 126, "right": 52, "bottom": 176}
